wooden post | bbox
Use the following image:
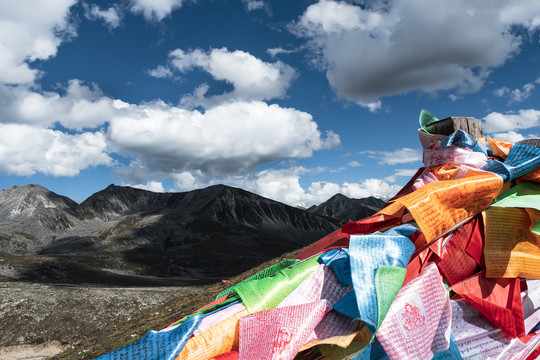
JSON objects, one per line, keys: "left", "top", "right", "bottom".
{"left": 424, "top": 116, "right": 483, "bottom": 139}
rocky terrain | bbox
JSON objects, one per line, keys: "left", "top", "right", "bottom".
{"left": 0, "top": 184, "right": 384, "bottom": 356}
{"left": 0, "top": 282, "right": 201, "bottom": 347}
{"left": 0, "top": 184, "right": 381, "bottom": 284}
{"left": 0, "top": 281, "right": 203, "bottom": 359}
{"left": 308, "top": 193, "right": 386, "bottom": 222}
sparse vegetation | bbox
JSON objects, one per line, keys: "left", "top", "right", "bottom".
{"left": 0, "top": 184, "right": 381, "bottom": 359}
{"left": 50, "top": 248, "right": 304, "bottom": 359}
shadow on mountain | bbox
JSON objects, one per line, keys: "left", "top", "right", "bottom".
{"left": 122, "top": 214, "right": 323, "bottom": 280}
{"left": 3, "top": 184, "right": 388, "bottom": 286}
{"left": 39, "top": 236, "right": 101, "bottom": 254}
{"left": 16, "top": 253, "right": 218, "bottom": 286}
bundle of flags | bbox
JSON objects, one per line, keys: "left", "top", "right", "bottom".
{"left": 96, "top": 110, "right": 540, "bottom": 360}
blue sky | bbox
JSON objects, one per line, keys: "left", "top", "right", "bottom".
{"left": 1, "top": 0, "right": 539, "bottom": 207}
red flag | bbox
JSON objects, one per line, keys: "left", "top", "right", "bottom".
{"left": 452, "top": 271, "right": 525, "bottom": 338}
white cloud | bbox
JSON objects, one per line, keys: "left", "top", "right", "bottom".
{"left": 267, "top": 47, "right": 297, "bottom": 58}
{"left": 0, "top": 0, "right": 76, "bottom": 85}
{"left": 493, "top": 82, "right": 536, "bottom": 104}
{"left": 0, "top": 80, "right": 118, "bottom": 130}
{"left": 242, "top": 0, "right": 265, "bottom": 11}
{"left": 225, "top": 167, "right": 400, "bottom": 207}
{"left": 493, "top": 87, "right": 510, "bottom": 97}
{"left": 448, "top": 94, "right": 462, "bottom": 102}
{"left": 385, "top": 168, "right": 418, "bottom": 183}
{"left": 168, "top": 48, "right": 296, "bottom": 107}
{"left": 348, "top": 160, "right": 361, "bottom": 167}
{"left": 483, "top": 109, "right": 540, "bottom": 133}
{"left": 228, "top": 167, "right": 311, "bottom": 206}
{"left": 0, "top": 124, "right": 112, "bottom": 177}
{"left": 492, "top": 131, "right": 526, "bottom": 143}
{"left": 171, "top": 171, "right": 204, "bottom": 190}
{"left": 366, "top": 101, "right": 382, "bottom": 113}
{"left": 130, "top": 0, "right": 186, "bottom": 21}
{"left": 329, "top": 167, "right": 346, "bottom": 173}
{"left": 309, "top": 179, "right": 400, "bottom": 202}
{"left": 292, "top": 0, "right": 530, "bottom": 110}
{"left": 498, "top": 2, "right": 540, "bottom": 29}
{"left": 83, "top": 3, "right": 122, "bottom": 29}
{"left": 297, "top": 0, "right": 384, "bottom": 34}
{"left": 108, "top": 100, "right": 340, "bottom": 180}
{"left": 0, "top": 75, "right": 340, "bottom": 193}
{"left": 147, "top": 65, "right": 173, "bottom": 79}
{"left": 394, "top": 168, "right": 418, "bottom": 177}
{"left": 360, "top": 148, "right": 422, "bottom": 165}
{"left": 131, "top": 181, "right": 165, "bottom": 193}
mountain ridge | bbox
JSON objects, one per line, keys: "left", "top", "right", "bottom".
{"left": 0, "top": 183, "right": 384, "bottom": 284}
{"left": 308, "top": 193, "right": 386, "bottom": 222}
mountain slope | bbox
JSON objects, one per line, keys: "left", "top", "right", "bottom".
{"left": 0, "top": 184, "right": 79, "bottom": 229}
{"left": 77, "top": 184, "right": 172, "bottom": 220}
{"left": 0, "top": 184, "right": 352, "bottom": 283}
{"left": 308, "top": 193, "right": 386, "bottom": 222}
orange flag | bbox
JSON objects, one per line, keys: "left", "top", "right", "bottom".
{"left": 380, "top": 172, "right": 502, "bottom": 243}
{"left": 175, "top": 308, "right": 248, "bottom": 360}
{"left": 484, "top": 207, "right": 540, "bottom": 279}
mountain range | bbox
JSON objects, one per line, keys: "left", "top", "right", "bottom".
{"left": 0, "top": 184, "right": 385, "bottom": 285}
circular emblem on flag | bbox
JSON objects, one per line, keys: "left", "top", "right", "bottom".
{"left": 396, "top": 294, "right": 427, "bottom": 336}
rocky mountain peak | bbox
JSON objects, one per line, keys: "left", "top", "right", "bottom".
{"left": 78, "top": 184, "right": 171, "bottom": 219}
{"left": 0, "top": 183, "right": 386, "bottom": 282}
{"left": 308, "top": 193, "right": 384, "bottom": 222}
{"left": 0, "top": 184, "right": 78, "bottom": 220}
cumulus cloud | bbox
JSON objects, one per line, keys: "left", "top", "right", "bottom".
{"left": 0, "top": 0, "right": 76, "bottom": 85}
{"left": 307, "top": 178, "right": 400, "bottom": 202}
{"left": 360, "top": 148, "right": 422, "bottom": 165}
{"left": 109, "top": 100, "right": 340, "bottom": 179}
{"left": 170, "top": 170, "right": 205, "bottom": 190}
{"left": 242, "top": 0, "right": 265, "bottom": 12}
{"left": 0, "top": 80, "right": 118, "bottom": 130}
{"left": 291, "top": 0, "right": 536, "bottom": 110}
{"left": 131, "top": 181, "right": 166, "bottom": 193}
{"left": 483, "top": 109, "right": 540, "bottom": 133}
{"left": 498, "top": 2, "right": 540, "bottom": 29}
{"left": 147, "top": 65, "right": 173, "bottom": 79}
{"left": 0, "top": 124, "right": 112, "bottom": 177}
{"left": 385, "top": 168, "right": 418, "bottom": 183}
{"left": 227, "top": 167, "right": 311, "bottom": 206}
{"left": 225, "top": 167, "right": 400, "bottom": 207}
{"left": 83, "top": 3, "right": 122, "bottom": 29}
{"left": 296, "top": 0, "right": 384, "bottom": 34}
{"left": 0, "top": 74, "right": 340, "bottom": 188}
{"left": 167, "top": 48, "right": 296, "bottom": 107}
{"left": 130, "top": 0, "right": 186, "bottom": 21}
{"left": 491, "top": 131, "right": 526, "bottom": 143}
{"left": 348, "top": 160, "right": 361, "bottom": 167}
{"left": 493, "top": 81, "right": 536, "bottom": 104}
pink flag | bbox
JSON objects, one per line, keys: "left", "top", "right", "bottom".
{"left": 277, "top": 265, "right": 356, "bottom": 345}
{"left": 376, "top": 264, "right": 452, "bottom": 359}
{"left": 239, "top": 300, "right": 329, "bottom": 360}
